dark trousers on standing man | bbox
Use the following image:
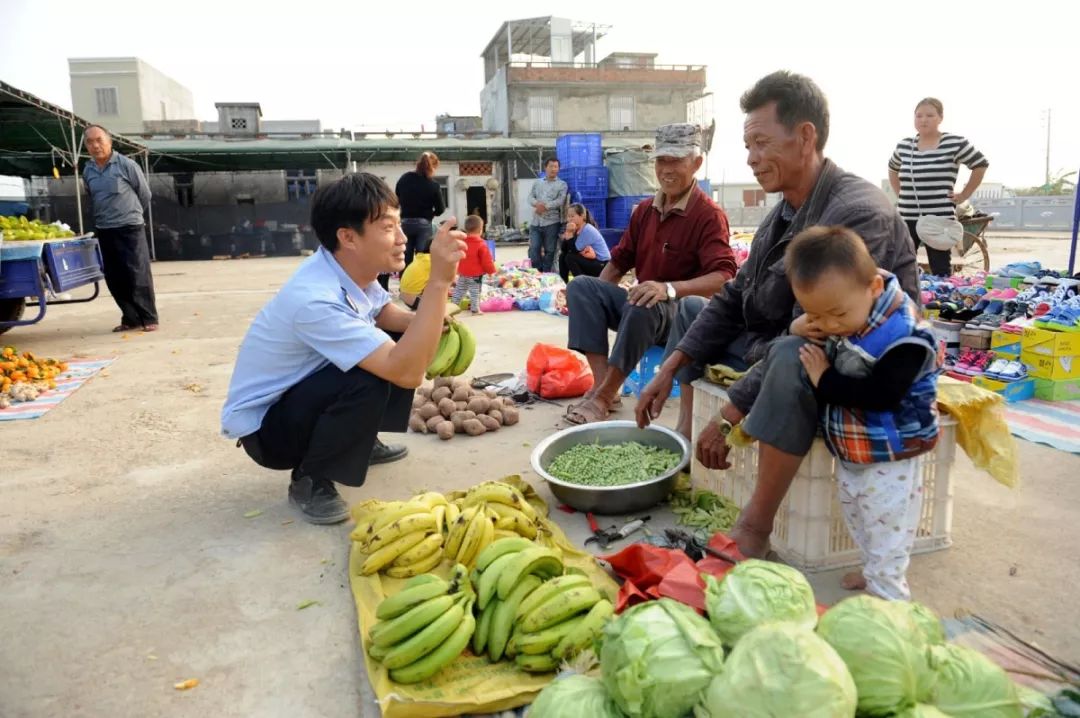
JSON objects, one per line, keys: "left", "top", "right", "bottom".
{"left": 566, "top": 276, "right": 677, "bottom": 375}
{"left": 96, "top": 224, "right": 158, "bottom": 326}
{"left": 240, "top": 363, "right": 414, "bottom": 488}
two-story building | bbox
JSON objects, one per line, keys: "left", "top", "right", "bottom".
{"left": 480, "top": 17, "right": 708, "bottom": 142}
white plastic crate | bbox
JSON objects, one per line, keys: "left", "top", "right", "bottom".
{"left": 690, "top": 380, "right": 956, "bottom": 572}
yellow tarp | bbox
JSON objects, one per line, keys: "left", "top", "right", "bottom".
{"left": 937, "top": 376, "right": 1019, "bottom": 489}
{"left": 349, "top": 477, "right": 619, "bottom": 718}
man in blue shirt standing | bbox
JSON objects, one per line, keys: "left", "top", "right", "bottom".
{"left": 82, "top": 125, "right": 159, "bottom": 332}
{"left": 222, "top": 173, "right": 466, "bottom": 524}
{"left": 528, "top": 157, "right": 568, "bottom": 273}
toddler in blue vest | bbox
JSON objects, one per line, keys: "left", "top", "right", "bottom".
{"left": 788, "top": 225, "right": 942, "bottom": 600}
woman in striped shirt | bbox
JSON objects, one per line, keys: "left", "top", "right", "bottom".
{"left": 888, "top": 98, "right": 989, "bottom": 276}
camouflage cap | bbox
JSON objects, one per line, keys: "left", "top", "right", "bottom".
{"left": 651, "top": 123, "right": 702, "bottom": 159}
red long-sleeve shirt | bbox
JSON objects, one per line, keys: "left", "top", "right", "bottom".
{"left": 609, "top": 184, "right": 735, "bottom": 283}
{"left": 457, "top": 235, "right": 497, "bottom": 277}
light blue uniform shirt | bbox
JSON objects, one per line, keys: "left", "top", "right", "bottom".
{"left": 221, "top": 247, "right": 392, "bottom": 439}
{"left": 574, "top": 223, "right": 612, "bottom": 262}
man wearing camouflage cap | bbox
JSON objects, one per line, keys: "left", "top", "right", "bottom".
{"left": 563, "top": 123, "right": 736, "bottom": 425}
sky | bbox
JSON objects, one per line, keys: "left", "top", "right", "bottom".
{"left": 4, "top": 0, "right": 1078, "bottom": 188}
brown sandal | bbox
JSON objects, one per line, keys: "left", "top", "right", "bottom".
{"left": 564, "top": 397, "right": 612, "bottom": 425}
{"left": 112, "top": 324, "right": 137, "bottom": 333}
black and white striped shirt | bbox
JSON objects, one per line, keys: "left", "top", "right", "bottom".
{"left": 889, "top": 133, "right": 988, "bottom": 220}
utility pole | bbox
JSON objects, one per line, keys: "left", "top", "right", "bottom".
{"left": 1044, "top": 108, "right": 1052, "bottom": 187}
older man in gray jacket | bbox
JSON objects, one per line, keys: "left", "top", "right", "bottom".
{"left": 83, "top": 124, "right": 159, "bottom": 332}
{"left": 636, "top": 71, "right": 918, "bottom": 559}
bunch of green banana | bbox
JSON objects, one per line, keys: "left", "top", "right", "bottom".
{"left": 469, "top": 539, "right": 567, "bottom": 665}
{"left": 425, "top": 320, "right": 476, "bottom": 379}
{"left": 368, "top": 565, "right": 477, "bottom": 684}
{"left": 352, "top": 492, "right": 450, "bottom": 577}
{"left": 505, "top": 576, "right": 613, "bottom": 673}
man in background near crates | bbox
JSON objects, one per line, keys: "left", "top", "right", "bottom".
{"left": 82, "top": 124, "right": 159, "bottom": 333}
{"left": 563, "top": 123, "right": 736, "bottom": 425}
{"left": 635, "top": 71, "right": 919, "bottom": 559}
{"left": 528, "top": 157, "right": 568, "bottom": 273}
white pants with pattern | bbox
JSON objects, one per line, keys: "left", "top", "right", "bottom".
{"left": 836, "top": 458, "right": 923, "bottom": 601}
{"left": 452, "top": 276, "right": 483, "bottom": 311}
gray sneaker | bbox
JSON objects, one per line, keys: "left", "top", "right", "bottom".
{"left": 288, "top": 475, "right": 350, "bottom": 525}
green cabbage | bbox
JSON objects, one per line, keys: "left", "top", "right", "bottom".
{"left": 527, "top": 674, "right": 626, "bottom": 718}
{"left": 929, "top": 644, "right": 1023, "bottom": 718}
{"left": 693, "top": 623, "right": 856, "bottom": 718}
{"left": 702, "top": 559, "right": 817, "bottom": 645}
{"left": 895, "top": 705, "right": 953, "bottom": 717}
{"left": 899, "top": 601, "right": 947, "bottom": 646}
{"left": 600, "top": 598, "right": 725, "bottom": 718}
{"left": 817, "top": 595, "right": 936, "bottom": 716}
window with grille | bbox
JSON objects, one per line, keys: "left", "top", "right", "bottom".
{"left": 95, "top": 87, "right": 118, "bottom": 116}
{"left": 527, "top": 95, "right": 556, "bottom": 132}
{"left": 231, "top": 118, "right": 248, "bottom": 130}
{"left": 609, "top": 96, "right": 635, "bottom": 131}
{"left": 286, "top": 170, "right": 317, "bottom": 200}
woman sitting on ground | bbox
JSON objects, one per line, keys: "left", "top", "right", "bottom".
{"left": 558, "top": 203, "right": 611, "bottom": 283}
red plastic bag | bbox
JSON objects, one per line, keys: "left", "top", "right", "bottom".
{"left": 604, "top": 534, "right": 747, "bottom": 614}
{"left": 526, "top": 343, "right": 594, "bottom": 399}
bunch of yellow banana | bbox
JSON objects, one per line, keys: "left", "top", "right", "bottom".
{"left": 352, "top": 492, "right": 450, "bottom": 577}
{"left": 457, "top": 480, "right": 542, "bottom": 542}
{"left": 469, "top": 538, "right": 568, "bottom": 668}
{"left": 425, "top": 320, "right": 476, "bottom": 379}
{"left": 504, "top": 575, "right": 614, "bottom": 673}
{"left": 367, "top": 565, "right": 477, "bottom": 684}
{"left": 444, "top": 502, "right": 494, "bottom": 568}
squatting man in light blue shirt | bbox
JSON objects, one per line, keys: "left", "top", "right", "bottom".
{"left": 221, "top": 173, "right": 467, "bottom": 524}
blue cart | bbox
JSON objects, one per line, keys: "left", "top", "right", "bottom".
{"left": 0, "top": 235, "right": 105, "bottom": 335}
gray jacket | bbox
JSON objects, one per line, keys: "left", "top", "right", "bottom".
{"left": 676, "top": 159, "right": 918, "bottom": 412}
{"left": 83, "top": 151, "right": 151, "bottom": 229}
{"left": 529, "top": 178, "right": 568, "bottom": 227}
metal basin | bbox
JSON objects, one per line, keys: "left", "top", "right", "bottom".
{"left": 530, "top": 421, "right": 690, "bottom": 515}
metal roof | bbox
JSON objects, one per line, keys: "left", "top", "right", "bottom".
{"left": 0, "top": 80, "right": 146, "bottom": 177}
{"left": 481, "top": 17, "right": 609, "bottom": 63}
{"left": 141, "top": 135, "right": 653, "bottom": 173}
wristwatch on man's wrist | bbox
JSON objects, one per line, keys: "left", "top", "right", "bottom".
{"left": 712, "top": 416, "right": 735, "bottom": 437}
{"left": 665, "top": 282, "right": 677, "bottom": 301}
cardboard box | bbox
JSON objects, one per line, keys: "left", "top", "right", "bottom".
{"left": 960, "top": 328, "right": 992, "bottom": 350}
{"left": 995, "top": 349, "right": 1020, "bottom": 362}
{"left": 1021, "top": 327, "right": 1080, "bottom": 358}
{"left": 972, "top": 375, "right": 1036, "bottom": 403}
{"left": 1022, "top": 350, "right": 1080, "bottom": 381}
{"left": 1034, "top": 378, "right": 1080, "bottom": 402}
{"left": 991, "top": 330, "right": 1022, "bottom": 356}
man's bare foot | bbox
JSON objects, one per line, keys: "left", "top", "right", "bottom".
{"left": 674, "top": 422, "right": 691, "bottom": 440}
{"left": 729, "top": 521, "right": 771, "bottom": 559}
{"left": 841, "top": 571, "right": 867, "bottom": 591}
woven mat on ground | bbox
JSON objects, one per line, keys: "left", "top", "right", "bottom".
{"left": 0, "top": 357, "right": 115, "bottom": 421}
{"left": 1004, "top": 399, "right": 1080, "bottom": 455}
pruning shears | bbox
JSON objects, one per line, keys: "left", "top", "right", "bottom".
{"left": 584, "top": 513, "right": 651, "bottom": 549}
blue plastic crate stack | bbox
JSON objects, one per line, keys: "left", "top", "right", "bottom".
{"left": 606, "top": 195, "right": 651, "bottom": 231}
{"left": 605, "top": 179, "right": 715, "bottom": 231}
{"left": 555, "top": 134, "right": 608, "bottom": 229}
